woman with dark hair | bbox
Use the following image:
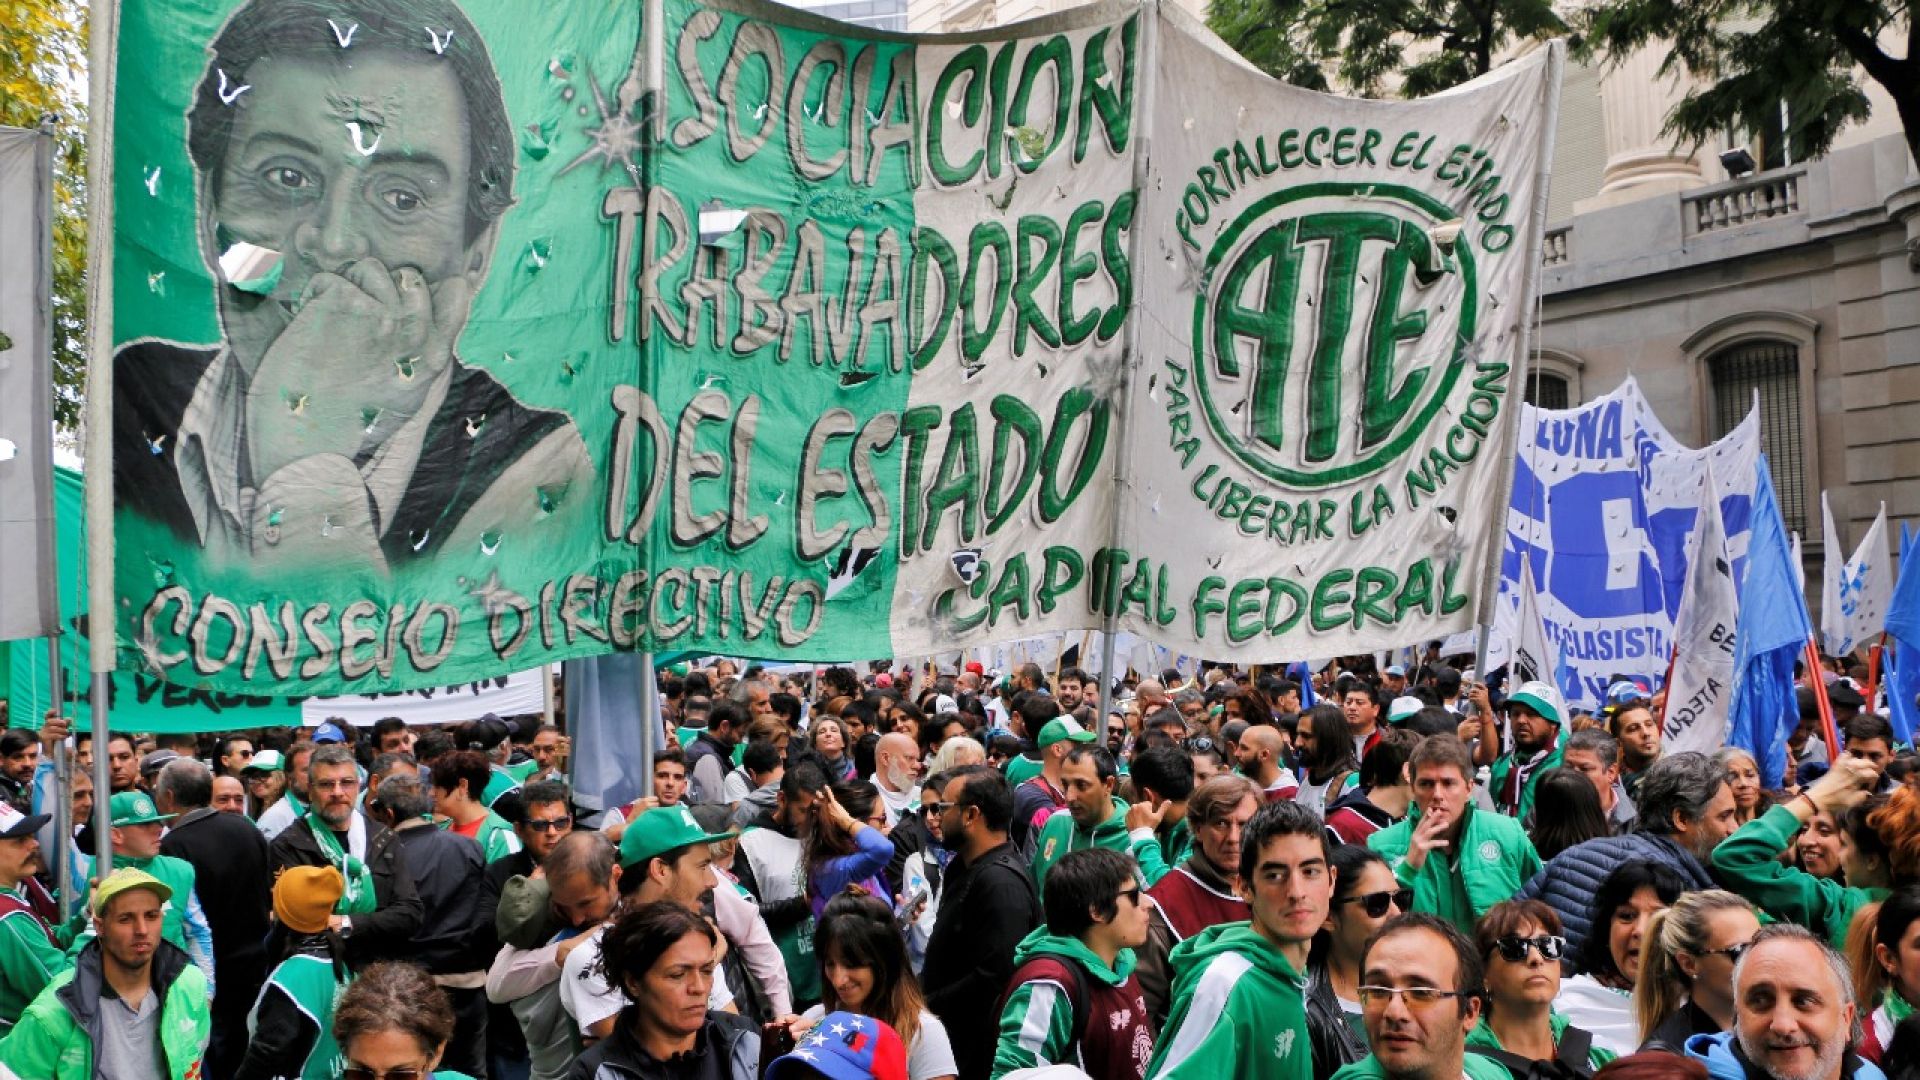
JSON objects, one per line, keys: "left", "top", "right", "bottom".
{"left": 1469, "top": 900, "right": 1615, "bottom": 1077}
{"left": 1530, "top": 767, "right": 1612, "bottom": 862}
{"left": 805, "top": 781, "right": 896, "bottom": 916}
{"left": 1307, "top": 845, "right": 1404, "bottom": 1076}
{"left": 334, "top": 961, "right": 475, "bottom": 1080}
{"left": 1710, "top": 755, "right": 1900, "bottom": 950}
{"left": 1221, "top": 686, "right": 1275, "bottom": 727}
{"left": 1556, "top": 861, "right": 1689, "bottom": 1057}
{"left": 567, "top": 902, "right": 760, "bottom": 1080}
{"left": 1292, "top": 704, "right": 1359, "bottom": 818}
{"left": 808, "top": 890, "right": 956, "bottom": 1080}
{"left": 811, "top": 717, "right": 857, "bottom": 782}
{"left": 237, "top": 867, "right": 352, "bottom": 1080}
{"left": 1859, "top": 886, "right": 1920, "bottom": 1063}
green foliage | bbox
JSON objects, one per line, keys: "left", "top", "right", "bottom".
{"left": 1208, "top": 0, "right": 1566, "bottom": 97}
{"left": 1580, "top": 1, "right": 1902, "bottom": 168}
{"left": 0, "top": 0, "right": 88, "bottom": 430}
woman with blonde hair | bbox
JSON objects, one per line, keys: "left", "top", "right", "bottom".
{"left": 1632, "top": 889, "right": 1759, "bottom": 1052}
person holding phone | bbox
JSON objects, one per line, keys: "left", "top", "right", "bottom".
{"left": 800, "top": 891, "right": 956, "bottom": 1080}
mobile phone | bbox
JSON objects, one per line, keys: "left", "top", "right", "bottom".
{"left": 897, "top": 885, "right": 930, "bottom": 920}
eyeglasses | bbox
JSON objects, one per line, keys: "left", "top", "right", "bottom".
{"left": 1696, "top": 941, "right": 1753, "bottom": 964}
{"left": 1357, "top": 985, "right": 1479, "bottom": 1010}
{"left": 1492, "top": 934, "right": 1567, "bottom": 963}
{"left": 1338, "top": 889, "right": 1414, "bottom": 918}
{"left": 523, "top": 817, "right": 572, "bottom": 832}
{"left": 342, "top": 1066, "right": 429, "bottom": 1080}
{"left": 923, "top": 801, "right": 953, "bottom": 815}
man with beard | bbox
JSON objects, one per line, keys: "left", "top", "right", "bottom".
{"left": 1146, "top": 800, "right": 1331, "bottom": 1080}
{"left": 1137, "top": 774, "right": 1258, "bottom": 1025}
{"left": 1488, "top": 682, "right": 1566, "bottom": 823}
{"left": 924, "top": 766, "right": 1043, "bottom": 1080}
{"left": 485, "top": 830, "right": 619, "bottom": 1077}
{"left": 1057, "top": 667, "right": 1090, "bottom": 713}
{"left": 1685, "top": 923, "right": 1887, "bottom": 1080}
{"left": 268, "top": 744, "right": 423, "bottom": 968}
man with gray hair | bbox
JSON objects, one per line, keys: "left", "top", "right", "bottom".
{"left": 1562, "top": 728, "right": 1636, "bottom": 833}
{"left": 1518, "top": 751, "right": 1739, "bottom": 952}
{"left": 1684, "top": 923, "right": 1887, "bottom": 1080}
{"left": 155, "top": 756, "right": 272, "bottom": 1077}
{"left": 267, "top": 743, "right": 422, "bottom": 969}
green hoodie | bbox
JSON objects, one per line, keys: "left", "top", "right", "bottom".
{"left": 991, "top": 928, "right": 1138, "bottom": 1079}
{"left": 1463, "top": 1009, "right": 1617, "bottom": 1071}
{"left": 1368, "top": 804, "right": 1541, "bottom": 935}
{"left": 1131, "top": 818, "right": 1193, "bottom": 888}
{"left": 1032, "top": 796, "right": 1132, "bottom": 891}
{"left": 1145, "top": 922, "right": 1312, "bottom": 1080}
{"left": 1331, "top": 1053, "right": 1512, "bottom": 1080}
{"left": 1710, "top": 802, "right": 1889, "bottom": 951}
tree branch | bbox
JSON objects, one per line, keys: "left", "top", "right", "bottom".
{"left": 1833, "top": 21, "right": 1905, "bottom": 91}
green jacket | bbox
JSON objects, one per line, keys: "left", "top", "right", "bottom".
{"left": 1032, "top": 796, "right": 1132, "bottom": 890}
{"left": 472, "top": 811, "right": 523, "bottom": 863}
{"left": 1132, "top": 818, "right": 1192, "bottom": 888}
{"left": 251, "top": 951, "right": 352, "bottom": 1080}
{"left": 1710, "top": 803, "right": 1889, "bottom": 950}
{"left": 991, "top": 928, "right": 1138, "bottom": 1078}
{"left": 0, "top": 889, "right": 69, "bottom": 1033}
{"left": 1006, "top": 754, "right": 1045, "bottom": 787}
{"left": 481, "top": 766, "right": 522, "bottom": 811}
{"left": 1146, "top": 922, "right": 1312, "bottom": 1080}
{"left": 0, "top": 938, "right": 209, "bottom": 1079}
{"left": 1488, "top": 741, "right": 1565, "bottom": 822}
{"left": 1369, "top": 805, "right": 1542, "bottom": 935}
{"left": 1463, "top": 1010, "right": 1617, "bottom": 1071}
{"left": 1332, "top": 1053, "right": 1511, "bottom": 1080}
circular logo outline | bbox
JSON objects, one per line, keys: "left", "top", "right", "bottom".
{"left": 1190, "top": 181, "right": 1480, "bottom": 488}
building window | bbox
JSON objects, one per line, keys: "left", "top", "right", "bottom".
{"left": 1523, "top": 371, "right": 1570, "bottom": 409}
{"left": 1710, "top": 339, "right": 1805, "bottom": 532}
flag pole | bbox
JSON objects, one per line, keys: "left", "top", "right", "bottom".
{"left": 81, "top": 0, "right": 124, "bottom": 879}
{"left": 1865, "top": 632, "right": 1887, "bottom": 715}
{"left": 1804, "top": 638, "right": 1841, "bottom": 758}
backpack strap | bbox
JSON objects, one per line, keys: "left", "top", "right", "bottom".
{"left": 1554, "top": 1026, "right": 1595, "bottom": 1076}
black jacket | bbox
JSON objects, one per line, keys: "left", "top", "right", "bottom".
{"left": 159, "top": 806, "right": 272, "bottom": 978}
{"left": 389, "top": 823, "right": 488, "bottom": 975}
{"left": 1305, "top": 954, "right": 1368, "bottom": 1079}
{"left": 268, "top": 813, "right": 423, "bottom": 968}
{"left": 922, "top": 840, "right": 1043, "bottom": 1080}
{"left": 885, "top": 805, "right": 943, "bottom": 898}
{"left": 1640, "top": 1000, "right": 1720, "bottom": 1055}
{"left": 564, "top": 1011, "right": 759, "bottom": 1080}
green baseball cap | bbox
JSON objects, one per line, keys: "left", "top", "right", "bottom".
{"left": 1506, "top": 681, "right": 1566, "bottom": 727}
{"left": 618, "top": 805, "right": 737, "bottom": 870}
{"left": 109, "top": 791, "right": 176, "bottom": 828}
{"left": 243, "top": 749, "right": 286, "bottom": 774}
{"left": 1037, "top": 716, "right": 1098, "bottom": 749}
{"left": 92, "top": 867, "right": 172, "bottom": 916}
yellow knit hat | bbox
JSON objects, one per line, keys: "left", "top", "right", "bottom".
{"left": 273, "top": 866, "right": 345, "bottom": 934}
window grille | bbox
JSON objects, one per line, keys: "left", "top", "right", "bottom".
{"left": 1523, "top": 370, "right": 1570, "bottom": 410}
{"left": 1711, "top": 340, "right": 1804, "bottom": 532}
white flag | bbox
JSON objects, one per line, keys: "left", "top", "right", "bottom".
{"left": 1664, "top": 471, "right": 1740, "bottom": 756}
{"left": 1839, "top": 504, "right": 1893, "bottom": 655}
{"left": 1821, "top": 492, "right": 1849, "bottom": 655}
{"left": 1511, "top": 560, "right": 1558, "bottom": 689}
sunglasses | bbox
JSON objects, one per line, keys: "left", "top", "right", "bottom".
{"left": 1697, "top": 941, "right": 1752, "bottom": 964}
{"left": 1185, "top": 737, "right": 1217, "bottom": 753}
{"left": 523, "top": 817, "right": 572, "bottom": 833}
{"left": 1116, "top": 885, "right": 1142, "bottom": 906}
{"left": 1493, "top": 934, "right": 1567, "bottom": 963}
{"left": 342, "top": 1067, "right": 429, "bottom": 1080}
{"left": 1339, "top": 889, "right": 1414, "bottom": 918}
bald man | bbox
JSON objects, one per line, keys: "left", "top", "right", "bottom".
{"left": 1136, "top": 680, "right": 1172, "bottom": 715}
{"left": 1234, "top": 725, "right": 1298, "bottom": 802}
{"left": 872, "top": 732, "right": 923, "bottom": 827}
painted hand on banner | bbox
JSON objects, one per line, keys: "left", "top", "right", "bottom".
{"left": 244, "top": 259, "right": 469, "bottom": 482}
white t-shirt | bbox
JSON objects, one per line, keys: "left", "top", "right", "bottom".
{"left": 561, "top": 925, "right": 734, "bottom": 1036}
{"left": 1555, "top": 973, "right": 1638, "bottom": 1058}
{"left": 875, "top": 780, "right": 915, "bottom": 827}
{"left": 802, "top": 1005, "right": 957, "bottom": 1080}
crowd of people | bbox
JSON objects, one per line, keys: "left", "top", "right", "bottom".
{"left": 0, "top": 649, "right": 1913, "bottom": 1080}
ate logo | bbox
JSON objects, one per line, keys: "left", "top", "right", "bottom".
{"left": 1191, "top": 183, "right": 1478, "bottom": 488}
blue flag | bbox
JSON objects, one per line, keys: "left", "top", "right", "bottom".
{"left": 1886, "top": 522, "right": 1920, "bottom": 746}
{"left": 1727, "top": 460, "right": 1815, "bottom": 788}
{"left": 1289, "top": 661, "right": 1318, "bottom": 709}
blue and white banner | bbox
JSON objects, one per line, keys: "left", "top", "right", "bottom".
{"left": 1495, "top": 378, "right": 1760, "bottom": 709}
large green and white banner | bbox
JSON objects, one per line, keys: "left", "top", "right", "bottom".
{"left": 108, "top": 0, "right": 1560, "bottom": 695}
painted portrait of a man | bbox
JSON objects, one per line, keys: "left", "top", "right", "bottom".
{"left": 114, "top": 0, "right": 590, "bottom": 571}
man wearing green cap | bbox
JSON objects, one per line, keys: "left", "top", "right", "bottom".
{"left": 98, "top": 791, "right": 215, "bottom": 993}
{"left": 1488, "top": 681, "right": 1567, "bottom": 823}
{"left": 1010, "top": 710, "right": 1095, "bottom": 852}
{"left": 0, "top": 868, "right": 210, "bottom": 1079}
{"left": 561, "top": 805, "right": 737, "bottom": 1040}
